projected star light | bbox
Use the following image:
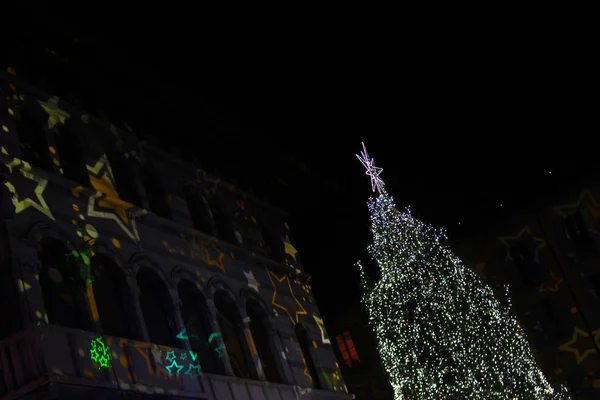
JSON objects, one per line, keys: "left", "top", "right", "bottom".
{"left": 356, "top": 142, "right": 385, "bottom": 193}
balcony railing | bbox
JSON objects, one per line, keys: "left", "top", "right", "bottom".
{"left": 0, "top": 326, "right": 353, "bottom": 400}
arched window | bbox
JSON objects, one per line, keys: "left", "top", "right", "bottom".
{"left": 178, "top": 279, "right": 218, "bottom": 373}
{"left": 137, "top": 267, "right": 175, "bottom": 346}
{"left": 214, "top": 290, "right": 249, "bottom": 378}
{"left": 92, "top": 254, "right": 138, "bottom": 340}
{"left": 295, "top": 324, "right": 321, "bottom": 388}
{"left": 246, "top": 299, "right": 282, "bottom": 383}
{"left": 38, "top": 238, "right": 89, "bottom": 330}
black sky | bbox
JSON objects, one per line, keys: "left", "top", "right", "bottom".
{"left": 4, "top": 7, "right": 598, "bottom": 319}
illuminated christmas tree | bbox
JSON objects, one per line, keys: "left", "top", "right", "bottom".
{"left": 355, "top": 143, "right": 569, "bottom": 399}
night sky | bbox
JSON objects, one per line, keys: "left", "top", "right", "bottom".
{"left": 5, "top": 7, "right": 597, "bottom": 320}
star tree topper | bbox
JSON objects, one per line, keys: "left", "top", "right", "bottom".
{"left": 356, "top": 142, "right": 385, "bottom": 193}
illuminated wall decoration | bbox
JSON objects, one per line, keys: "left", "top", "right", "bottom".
{"left": 538, "top": 271, "right": 564, "bottom": 293}
{"left": 208, "top": 332, "right": 225, "bottom": 359}
{"left": 266, "top": 269, "right": 307, "bottom": 324}
{"left": 89, "top": 336, "right": 111, "bottom": 369}
{"left": 558, "top": 327, "right": 597, "bottom": 364}
{"left": 3, "top": 154, "right": 54, "bottom": 220}
{"left": 554, "top": 190, "right": 600, "bottom": 223}
{"left": 498, "top": 225, "right": 547, "bottom": 261}
{"left": 175, "top": 328, "right": 201, "bottom": 341}
{"left": 85, "top": 154, "right": 145, "bottom": 243}
{"left": 65, "top": 247, "right": 95, "bottom": 285}
{"left": 244, "top": 270, "right": 260, "bottom": 292}
{"left": 180, "top": 233, "right": 226, "bottom": 272}
{"left": 282, "top": 235, "right": 298, "bottom": 262}
{"left": 38, "top": 97, "right": 70, "bottom": 129}
{"left": 313, "top": 314, "right": 330, "bottom": 345}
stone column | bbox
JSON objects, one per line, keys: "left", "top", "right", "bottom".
{"left": 125, "top": 276, "right": 150, "bottom": 342}
{"left": 169, "top": 289, "right": 192, "bottom": 351}
{"left": 237, "top": 312, "right": 266, "bottom": 381}
{"left": 266, "top": 324, "right": 294, "bottom": 384}
{"left": 205, "top": 298, "right": 235, "bottom": 376}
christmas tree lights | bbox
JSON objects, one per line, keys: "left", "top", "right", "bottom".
{"left": 356, "top": 143, "right": 569, "bottom": 399}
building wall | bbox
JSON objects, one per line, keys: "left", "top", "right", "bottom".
{"left": 0, "top": 69, "right": 349, "bottom": 399}
{"left": 457, "top": 184, "right": 600, "bottom": 400}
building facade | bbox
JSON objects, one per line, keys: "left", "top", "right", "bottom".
{"left": 0, "top": 68, "right": 352, "bottom": 400}
{"left": 457, "top": 183, "right": 600, "bottom": 400}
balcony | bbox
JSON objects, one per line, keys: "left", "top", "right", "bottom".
{"left": 0, "top": 326, "right": 353, "bottom": 400}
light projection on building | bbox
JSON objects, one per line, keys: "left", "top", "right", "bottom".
{"left": 176, "top": 328, "right": 201, "bottom": 341}
{"left": 163, "top": 349, "right": 202, "bottom": 377}
{"left": 208, "top": 332, "right": 225, "bottom": 359}
{"left": 90, "top": 336, "right": 111, "bottom": 369}
{"left": 65, "top": 246, "right": 95, "bottom": 285}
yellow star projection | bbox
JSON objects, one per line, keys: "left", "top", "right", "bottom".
{"left": 85, "top": 155, "right": 142, "bottom": 242}
{"left": 282, "top": 235, "right": 298, "bottom": 261}
{"left": 554, "top": 189, "right": 600, "bottom": 222}
{"left": 267, "top": 269, "right": 307, "bottom": 324}
{"left": 3, "top": 158, "right": 54, "bottom": 220}
{"left": 559, "top": 327, "right": 596, "bottom": 364}
{"left": 38, "top": 97, "right": 70, "bottom": 129}
{"left": 498, "top": 225, "right": 546, "bottom": 260}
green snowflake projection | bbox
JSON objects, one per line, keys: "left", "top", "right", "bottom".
{"left": 162, "top": 349, "right": 202, "bottom": 377}
{"left": 90, "top": 336, "right": 111, "bottom": 369}
{"left": 65, "top": 247, "right": 95, "bottom": 285}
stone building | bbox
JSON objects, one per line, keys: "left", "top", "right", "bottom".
{"left": 0, "top": 68, "right": 352, "bottom": 400}
{"left": 456, "top": 181, "right": 600, "bottom": 400}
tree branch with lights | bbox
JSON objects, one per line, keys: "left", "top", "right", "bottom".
{"left": 355, "top": 142, "right": 569, "bottom": 399}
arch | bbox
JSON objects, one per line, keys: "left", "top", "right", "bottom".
{"left": 240, "top": 288, "right": 272, "bottom": 321}
{"left": 89, "top": 238, "right": 129, "bottom": 275}
{"left": 295, "top": 323, "right": 321, "bottom": 388}
{"left": 177, "top": 277, "right": 220, "bottom": 374}
{"left": 246, "top": 296, "right": 283, "bottom": 383}
{"left": 91, "top": 253, "right": 140, "bottom": 340}
{"left": 213, "top": 286, "right": 250, "bottom": 379}
{"left": 130, "top": 252, "right": 171, "bottom": 287}
{"left": 137, "top": 266, "right": 176, "bottom": 346}
{"left": 170, "top": 265, "right": 203, "bottom": 290}
{"left": 206, "top": 277, "right": 237, "bottom": 304}
{"left": 36, "top": 236, "right": 91, "bottom": 330}
{"left": 28, "top": 221, "right": 77, "bottom": 246}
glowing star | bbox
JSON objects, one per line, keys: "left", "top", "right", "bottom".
{"left": 356, "top": 142, "right": 385, "bottom": 193}
{"left": 90, "top": 337, "right": 111, "bottom": 369}
{"left": 244, "top": 270, "right": 261, "bottom": 292}
{"left": 538, "top": 271, "right": 563, "bottom": 293}
{"left": 553, "top": 189, "right": 600, "bottom": 223}
{"left": 267, "top": 269, "right": 307, "bottom": 324}
{"left": 559, "top": 327, "right": 597, "bottom": 364}
{"left": 86, "top": 155, "right": 144, "bottom": 243}
{"left": 313, "top": 314, "right": 331, "bottom": 345}
{"left": 4, "top": 161, "right": 55, "bottom": 221}
{"left": 282, "top": 235, "right": 298, "bottom": 261}
{"left": 498, "top": 225, "right": 546, "bottom": 262}
{"left": 165, "top": 360, "right": 184, "bottom": 376}
{"left": 38, "top": 97, "right": 70, "bottom": 129}
{"left": 165, "top": 350, "right": 177, "bottom": 363}
{"left": 184, "top": 364, "right": 202, "bottom": 377}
